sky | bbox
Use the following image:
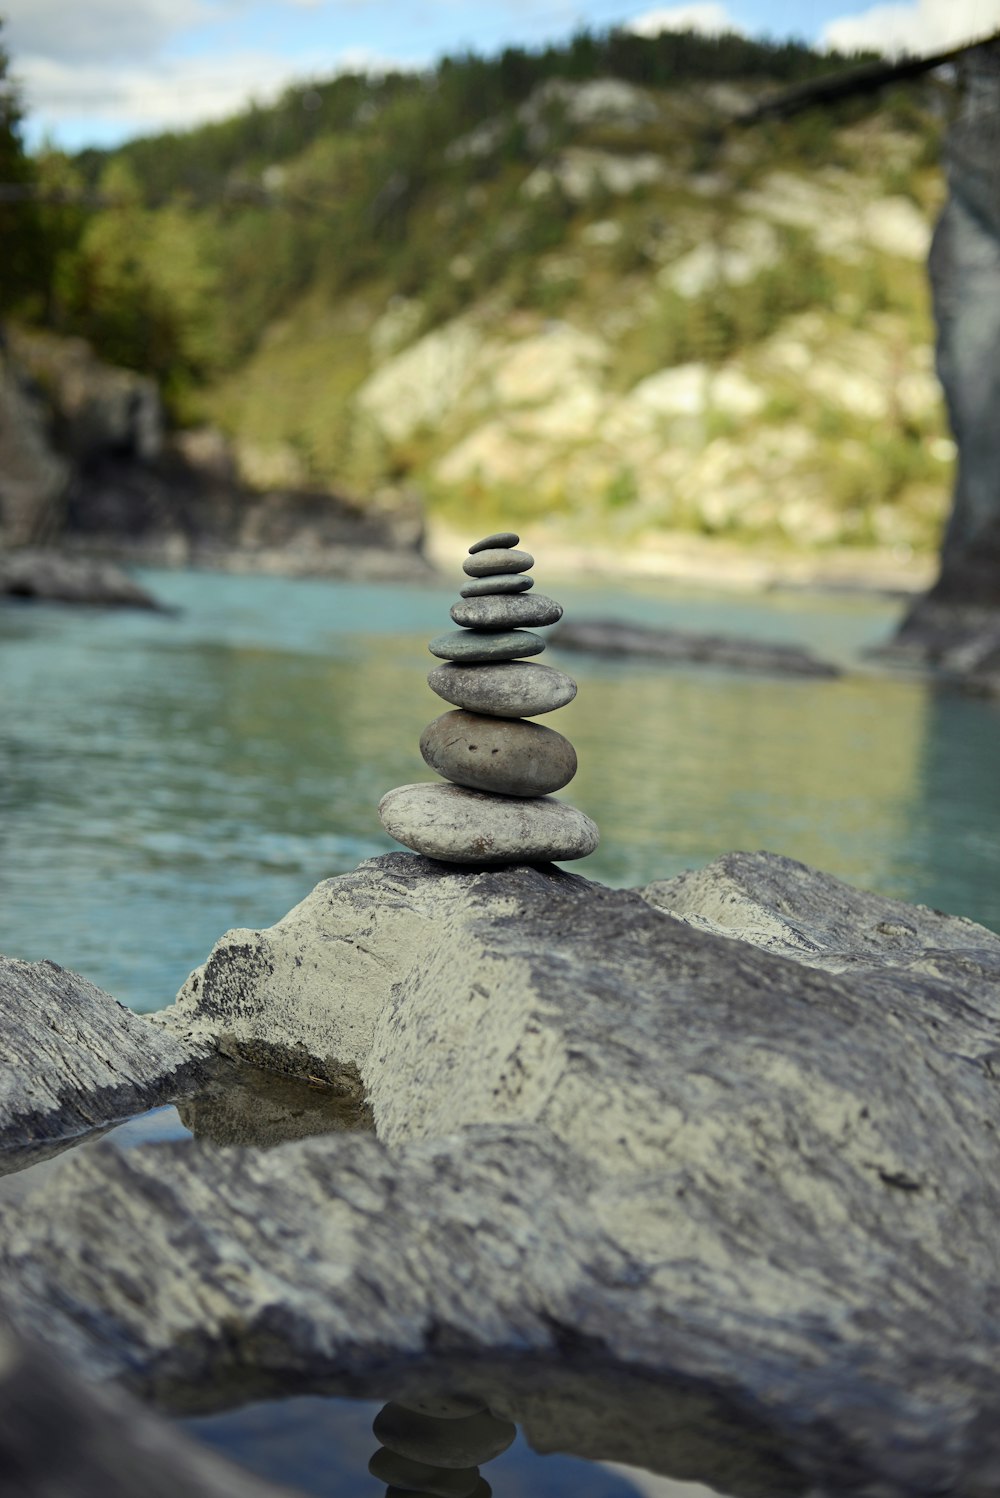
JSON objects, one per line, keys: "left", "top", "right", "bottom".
{"left": 4, "top": 0, "right": 999, "bottom": 152}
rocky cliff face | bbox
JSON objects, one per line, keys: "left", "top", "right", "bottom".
{"left": 0, "top": 328, "right": 430, "bottom": 579}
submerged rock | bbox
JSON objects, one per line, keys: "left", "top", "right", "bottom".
{"left": 0, "top": 548, "right": 166, "bottom": 609}
{"left": 551, "top": 617, "right": 841, "bottom": 677}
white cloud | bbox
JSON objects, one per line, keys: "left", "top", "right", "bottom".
{"left": 627, "top": 3, "right": 743, "bottom": 37}
{"left": 3, "top": 0, "right": 212, "bottom": 64}
{"left": 821, "top": 0, "right": 1000, "bottom": 55}
{"left": 15, "top": 46, "right": 409, "bottom": 138}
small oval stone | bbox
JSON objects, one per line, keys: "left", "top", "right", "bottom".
{"left": 468, "top": 531, "right": 518, "bottom": 553}
{"left": 420, "top": 711, "right": 576, "bottom": 796}
{"left": 462, "top": 548, "right": 533, "bottom": 578}
{"left": 450, "top": 593, "right": 562, "bottom": 631}
{"left": 368, "top": 1449, "right": 481, "bottom": 1497}
{"left": 428, "top": 661, "right": 577, "bottom": 718}
{"left": 459, "top": 574, "right": 533, "bottom": 598}
{"left": 373, "top": 1404, "right": 516, "bottom": 1468}
{"left": 378, "top": 782, "right": 600, "bottom": 865}
{"left": 428, "top": 630, "right": 544, "bottom": 663}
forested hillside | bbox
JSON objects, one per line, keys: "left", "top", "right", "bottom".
{"left": 9, "top": 27, "right": 953, "bottom": 553}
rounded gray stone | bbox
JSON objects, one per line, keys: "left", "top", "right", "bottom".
{"left": 372, "top": 1403, "right": 516, "bottom": 1468}
{"left": 368, "top": 1448, "right": 481, "bottom": 1497}
{"left": 378, "top": 782, "right": 600, "bottom": 865}
{"left": 428, "top": 630, "right": 545, "bottom": 663}
{"left": 420, "top": 711, "right": 577, "bottom": 797}
{"left": 427, "top": 661, "right": 577, "bottom": 718}
{"left": 450, "top": 593, "right": 563, "bottom": 632}
{"left": 459, "top": 574, "right": 533, "bottom": 598}
{"left": 393, "top": 1394, "right": 487, "bottom": 1420}
{"left": 468, "top": 532, "right": 518, "bottom": 553}
{"left": 462, "top": 548, "right": 533, "bottom": 578}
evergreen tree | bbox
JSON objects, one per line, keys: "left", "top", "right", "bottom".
{"left": 0, "top": 20, "right": 47, "bottom": 314}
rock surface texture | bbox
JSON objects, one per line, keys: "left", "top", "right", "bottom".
{"left": 5, "top": 850, "right": 1000, "bottom": 1496}
{"left": 0, "top": 955, "right": 205, "bottom": 1152}
{"left": 888, "top": 40, "right": 1000, "bottom": 679}
{"left": 378, "top": 534, "right": 598, "bottom": 864}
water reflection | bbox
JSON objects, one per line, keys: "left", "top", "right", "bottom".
{"left": 183, "top": 1378, "right": 763, "bottom": 1498}
{"left": 1, "top": 570, "right": 998, "bottom": 1011}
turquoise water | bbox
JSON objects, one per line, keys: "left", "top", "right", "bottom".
{"left": 1, "top": 567, "right": 999, "bottom": 1012}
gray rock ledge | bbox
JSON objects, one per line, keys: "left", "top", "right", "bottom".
{"left": 0, "top": 955, "right": 207, "bottom": 1154}
{"left": 4, "top": 852, "right": 1000, "bottom": 1496}
{"left": 0, "top": 549, "right": 166, "bottom": 610}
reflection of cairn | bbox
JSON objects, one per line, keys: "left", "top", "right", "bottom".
{"left": 379, "top": 532, "right": 600, "bottom": 866}
{"left": 369, "top": 1396, "right": 515, "bottom": 1498}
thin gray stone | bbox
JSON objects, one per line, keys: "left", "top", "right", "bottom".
{"left": 427, "top": 661, "right": 577, "bottom": 718}
{"left": 462, "top": 549, "right": 533, "bottom": 578}
{"left": 378, "top": 783, "right": 599, "bottom": 864}
{"left": 373, "top": 1405, "right": 516, "bottom": 1467}
{"left": 420, "top": 710, "right": 576, "bottom": 796}
{"left": 428, "top": 630, "right": 545, "bottom": 663}
{"left": 459, "top": 574, "right": 533, "bottom": 598}
{"left": 450, "top": 593, "right": 563, "bottom": 631}
{"left": 468, "top": 533, "right": 519, "bottom": 554}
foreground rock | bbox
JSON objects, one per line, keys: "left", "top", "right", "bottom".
{"left": 0, "top": 1313, "right": 299, "bottom": 1498}
{"left": 4, "top": 851, "right": 1000, "bottom": 1495}
{"left": 551, "top": 618, "right": 841, "bottom": 677}
{"left": 0, "top": 955, "right": 206, "bottom": 1153}
{"left": 0, "top": 548, "right": 165, "bottom": 609}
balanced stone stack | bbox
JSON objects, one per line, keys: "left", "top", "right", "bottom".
{"left": 369, "top": 1395, "right": 516, "bottom": 1498}
{"left": 378, "top": 532, "right": 599, "bottom": 866}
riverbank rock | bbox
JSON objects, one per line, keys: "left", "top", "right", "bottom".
{"left": 4, "top": 851, "right": 1000, "bottom": 1495}
{"left": 0, "top": 548, "right": 166, "bottom": 609}
{"left": 551, "top": 617, "right": 841, "bottom": 677}
{"left": 0, "top": 955, "right": 206, "bottom": 1153}
{"left": 0, "top": 1313, "right": 300, "bottom": 1498}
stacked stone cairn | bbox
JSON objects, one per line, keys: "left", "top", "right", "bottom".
{"left": 378, "top": 531, "right": 599, "bottom": 866}
{"left": 369, "top": 1394, "right": 515, "bottom": 1498}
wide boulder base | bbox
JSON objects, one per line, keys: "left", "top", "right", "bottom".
{"left": 7, "top": 851, "right": 1000, "bottom": 1496}
{"left": 378, "top": 782, "right": 599, "bottom": 864}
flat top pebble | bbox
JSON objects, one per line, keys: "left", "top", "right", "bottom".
{"left": 428, "top": 629, "right": 545, "bottom": 663}
{"left": 463, "top": 548, "right": 533, "bottom": 578}
{"left": 468, "top": 532, "right": 519, "bottom": 553}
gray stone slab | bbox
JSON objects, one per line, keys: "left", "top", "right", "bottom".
{"left": 378, "top": 783, "right": 597, "bottom": 864}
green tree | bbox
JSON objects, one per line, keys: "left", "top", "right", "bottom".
{"left": 0, "top": 20, "right": 48, "bottom": 314}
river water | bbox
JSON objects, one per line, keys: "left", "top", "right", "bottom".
{"left": 1, "top": 566, "right": 998, "bottom": 1013}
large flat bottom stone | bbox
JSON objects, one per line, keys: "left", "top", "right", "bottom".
{"left": 378, "top": 782, "right": 599, "bottom": 865}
